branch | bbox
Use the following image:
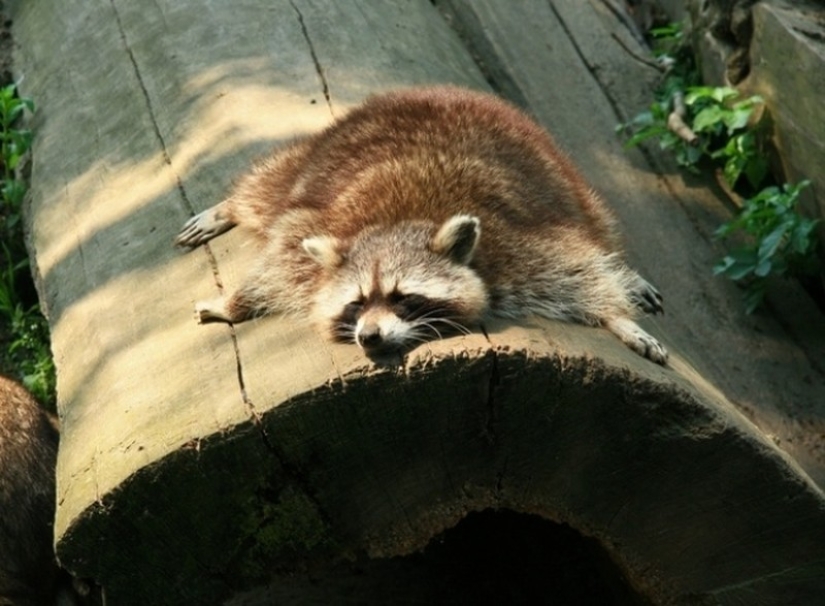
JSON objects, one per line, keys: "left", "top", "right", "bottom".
{"left": 666, "top": 91, "right": 699, "bottom": 145}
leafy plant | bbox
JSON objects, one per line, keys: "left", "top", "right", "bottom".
{"left": 0, "top": 84, "right": 34, "bottom": 241}
{"left": 619, "top": 98, "right": 703, "bottom": 169}
{"left": 714, "top": 180, "right": 820, "bottom": 312}
{"left": 0, "top": 83, "right": 55, "bottom": 406}
{"left": 685, "top": 86, "right": 768, "bottom": 190}
{"left": 618, "top": 22, "right": 822, "bottom": 314}
{"left": 649, "top": 22, "right": 683, "bottom": 50}
{"left": 619, "top": 84, "right": 767, "bottom": 190}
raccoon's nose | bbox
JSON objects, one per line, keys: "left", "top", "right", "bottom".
{"left": 357, "top": 324, "right": 382, "bottom": 348}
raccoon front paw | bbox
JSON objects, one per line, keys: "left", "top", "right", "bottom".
{"left": 631, "top": 331, "right": 669, "bottom": 366}
{"left": 630, "top": 276, "right": 664, "bottom": 315}
{"left": 194, "top": 298, "right": 233, "bottom": 324}
{"left": 175, "top": 206, "right": 235, "bottom": 249}
{"left": 605, "top": 317, "right": 668, "bottom": 365}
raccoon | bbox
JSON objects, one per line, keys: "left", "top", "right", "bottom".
{"left": 0, "top": 376, "right": 58, "bottom": 605}
{"left": 176, "top": 86, "right": 667, "bottom": 365}
{"left": 0, "top": 375, "right": 98, "bottom": 606}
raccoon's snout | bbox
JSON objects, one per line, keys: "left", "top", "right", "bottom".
{"left": 354, "top": 317, "right": 409, "bottom": 367}
{"left": 353, "top": 311, "right": 410, "bottom": 356}
{"left": 356, "top": 323, "right": 383, "bottom": 349}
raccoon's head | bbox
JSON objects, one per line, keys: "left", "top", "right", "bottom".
{"left": 302, "top": 214, "right": 488, "bottom": 363}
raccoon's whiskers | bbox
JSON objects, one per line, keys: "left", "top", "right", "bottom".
{"left": 414, "top": 321, "right": 445, "bottom": 341}
{"left": 416, "top": 308, "right": 473, "bottom": 334}
{"left": 331, "top": 321, "right": 356, "bottom": 342}
{"left": 411, "top": 314, "right": 473, "bottom": 341}
{"left": 437, "top": 318, "right": 473, "bottom": 336}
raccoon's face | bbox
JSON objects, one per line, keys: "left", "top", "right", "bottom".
{"left": 303, "top": 215, "right": 488, "bottom": 363}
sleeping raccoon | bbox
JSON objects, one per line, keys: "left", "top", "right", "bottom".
{"left": 176, "top": 86, "right": 667, "bottom": 365}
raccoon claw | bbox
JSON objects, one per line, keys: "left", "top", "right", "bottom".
{"left": 631, "top": 277, "right": 664, "bottom": 315}
{"left": 606, "top": 317, "right": 668, "bottom": 365}
{"left": 175, "top": 206, "right": 235, "bottom": 249}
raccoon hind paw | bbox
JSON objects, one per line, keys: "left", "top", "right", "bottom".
{"left": 195, "top": 298, "right": 233, "bottom": 324}
{"left": 605, "top": 317, "right": 668, "bottom": 365}
{"left": 175, "top": 206, "right": 235, "bottom": 249}
{"left": 630, "top": 276, "right": 664, "bottom": 315}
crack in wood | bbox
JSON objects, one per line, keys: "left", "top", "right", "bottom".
{"left": 109, "top": 0, "right": 259, "bottom": 481}
{"left": 483, "top": 349, "right": 500, "bottom": 447}
{"left": 546, "top": 0, "right": 627, "bottom": 122}
{"left": 432, "top": 0, "right": 530, "bottom": 109}
{"left": 289, "top": 0, "right": 333, "bottom": 115}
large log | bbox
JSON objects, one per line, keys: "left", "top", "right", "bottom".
{"left": 11, "top": 0, "right": 825, "bottom": 604}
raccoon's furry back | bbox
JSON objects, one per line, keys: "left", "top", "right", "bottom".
{"left": 226, "top": 87, "right": 624, "bottom": 306}
{"left": 232, "top": 87, "right": 619, "bottom": 244}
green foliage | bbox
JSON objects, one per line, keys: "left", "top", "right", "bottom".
{"left": 714, "top": 181, "right": 820, "bottom": 313}
{"left": 616, "top": 22, "right": 704, "bottom": 166}
{"left": 618, "top": 24, "right": 822, "bottom": 313}
{"left": 0, "top": 84, "right": 34, "bottom": 253}
{"left": 0, "top": 83, "right": 55, "bottom": 406}
{"left": 686, "top": 87, "right": 768, "bottom": 190}
{"left": 619, "top": 98, "right": 703, "bottom": 169}
{"left": 649, "top": 22, "right": 683, "bottom": 47}
{"left": 648, "top": 21, "right": 691, "bottom": 73}
{"left": 618, "top": 84, "right": 768, "bottom": 190}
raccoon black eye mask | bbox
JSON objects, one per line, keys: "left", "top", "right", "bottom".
{"left": 176, "top": 86, "right": 667, "bottom": 365}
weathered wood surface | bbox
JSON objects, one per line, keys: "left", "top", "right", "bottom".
{"left": 10, "top": 0, "right": 825, "bottom": 604}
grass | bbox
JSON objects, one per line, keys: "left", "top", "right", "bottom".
{"left": 0, "top": 82, "right": 55, "bottom": 407}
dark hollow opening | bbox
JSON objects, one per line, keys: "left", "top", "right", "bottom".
{"left": 239, "top": 509, "right": 653, "bottom": 605}
{"left": 402, "top": 508, "right": 651, "bottom": 605}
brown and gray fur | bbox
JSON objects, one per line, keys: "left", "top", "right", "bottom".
{"left": 176, "top": 86, "right": 667, "bottom": 364}
{"left": 0, "top": 376, "right": 97, "bottom": 606}
{"left": 0, "top": 376, "right": 59, "bottom": 605}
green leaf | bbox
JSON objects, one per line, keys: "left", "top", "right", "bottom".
{"left": 624, "top": 125, "right": 668, "bottom": 148}
{"left": 723, "top": 155, "right": 745, "bottom": 188}
{"left": 714, "top": 249, "right": 759, "bottom": 280}
{"left": 735, "top": 95, "right": 764, "bottom": 108}
{"left": 713, "top": 255, "right": 736, "bottom": 274}
{"left": 0, "top": 84, "right": 15, "bottom": 102}
{"left": 712, "top": 87, "right": 740, "bottom": 103}
{"left": 629, "top": 109, "right": 656, "bottom": 127}
{"left": 684, "top": 86, "right": 716, "bottom": 105}
{"left": 790, "top": 219, "right": 820, "bottom": 254}
{"left": 692, "top": 105, "right": 726, "bottom": 133}
{"left": 723, "top": 107, "right": 752, "bottom": 133}
{"left": 758, "top": 223, "right": 790, "bottom": 261}
{"left": 2, "top": 179, "right": 26, "bottom": 205}
{"left": 650, "top": 23, "right": 682, "bottom": 39}
{"left": 785, "top": 180, "right": 811, "bottom": 201}
{"left": 754, "top": 258, "right": 772, "bottom": 277}
{"left": 743, "top": 155, "right": 769, "bottom": 190}
{"left": 743, "top": 283, "right": 767, "bottom": 314}
{"left": 714, "top": 221, "right": 737, "bottom": 239}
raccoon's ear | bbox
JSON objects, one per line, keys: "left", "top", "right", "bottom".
{"left": 302, "top": 236, "right": 345, "bottom": 269}
{"left": 431, "top": 214, "right": 480, "bottom": 265}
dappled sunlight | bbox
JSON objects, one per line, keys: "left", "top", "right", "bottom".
{"left": 51, "top": 250, "right": 249, "bottom": 534}
{"left": 172, "top": 60, "right": 338, "bottom": 172}
{"left": 35, "top": 69, "right": 336, "bottom": 284}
